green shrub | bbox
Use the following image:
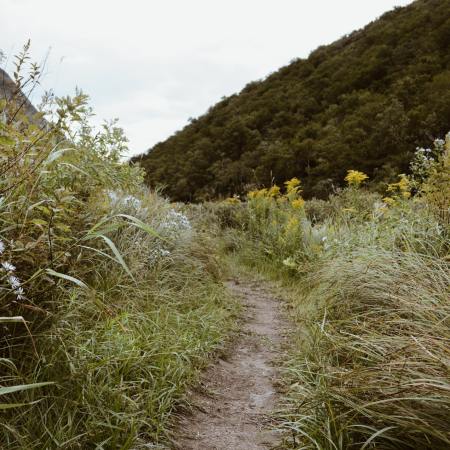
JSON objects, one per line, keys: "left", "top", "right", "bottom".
{"left": 0, "top": 48, "right": 236, "bottom": 448}
{"left": 219, "top": 153, "right": 449, "bottom": 449}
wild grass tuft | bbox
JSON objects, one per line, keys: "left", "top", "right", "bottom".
{"left": 212, "top": 137, "right": 450, "bottom": 448}
{"left": 0, "top": 47, "right": 237, "bottom": 448}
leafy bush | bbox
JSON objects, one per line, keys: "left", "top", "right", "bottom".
{"left": 218, "top": 142, "right": 449, "bottom": 448}
{"left": 0, "top": 48, "right": 236, "bottom": 448}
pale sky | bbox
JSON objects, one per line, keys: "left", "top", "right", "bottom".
{"left": 1, "top": 0, "right": 413, "bottom": 157}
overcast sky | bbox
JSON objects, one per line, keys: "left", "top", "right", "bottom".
{"left": 1, "top": 0, "right": 413, "bottom": 157}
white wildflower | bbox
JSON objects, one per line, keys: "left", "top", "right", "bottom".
{"left": 106, "top": 190, "right": 149, "bottom": 219}
{"left": 148, "top": 247, "right": 171, "bottom": 266}
{"left": 123, "top": 195, "right": 141, "bottom": 209}
{"left": 107, "top": 190, "right": 142, "bottom": 210}
{"left": 14, "top": 286, "right": 25, "bottom": 300}
{"left": 2, "top": 261, "right": 15, "bottom": 272}
{"left": 0, "top": 241, "right": 4, "bottom": 254}
{"left": 107, "top": 190, "right": 119, "bottom": 203}
{"left": 160, "top": 209, "right": 191, "bottom": 233}
{"left": 8, "top": 275, "right": 21, "bottom": 289}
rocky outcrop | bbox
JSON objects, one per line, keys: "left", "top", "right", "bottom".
{"left": 0, "top": 67, "right": 43, "bottom": 124}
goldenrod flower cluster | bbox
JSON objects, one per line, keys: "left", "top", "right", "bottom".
{"left": 285, "top": 216, "right": 300, "bottom": 232}
{"left": 382, "top": 196, "right": 397, "bottom": 206}
{"left": 247, "top": 177, "right": 305, "bottom": 210}
{"left": 268, "top": 185, "right": 281, "bottom": 197}
{"left": 291, "top": 198, "right": 305, "bottom": 209}
{"left": 224, "top": 195, "right": 241, "bottom": 204}
{"left": 248, "top": 188, "right": 267, "bottom": 199}
{"left": 345, "top": 170, "right": 369, "bottom": 187}
{"left": 387, "top": 174, "right": 411, "bottom": 198}
{"left": 383, "top": 174, "right": 411, "bottom": 206}
{"left": 285, "top": 177, "right": 302, "bottom": 195}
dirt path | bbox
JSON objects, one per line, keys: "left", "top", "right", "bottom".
{"left": 172, "top": 278, "right": 286, "bottom": 450}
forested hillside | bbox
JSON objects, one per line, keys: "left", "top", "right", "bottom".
{"left": 134, "top": 0, "right": 450, "bottom": 201}
{"left": 2, "top": 20, "right": 449, "bottom": 447}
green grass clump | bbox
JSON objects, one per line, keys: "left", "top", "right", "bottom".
{"left": 0, "top": 49, "right": 236, "bottom": 448}
{"left": 213, "top": 139, "right": 450, "bottom": 448}
{"left": 282, "top": 246, "right": 449, "bottom": 449}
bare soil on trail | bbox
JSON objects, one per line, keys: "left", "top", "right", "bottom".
{"left": 172, "top": 279, "right": 287, "bottom": 450}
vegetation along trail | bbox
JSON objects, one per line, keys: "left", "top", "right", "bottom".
{"left": 173, "top": 278, "right": 288, "bottom": 450}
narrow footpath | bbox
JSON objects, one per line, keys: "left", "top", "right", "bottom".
{"left": 173, "top": 278, "right": 287, "bottom": 450}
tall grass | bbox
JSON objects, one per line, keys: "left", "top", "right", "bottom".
{"left": 281, "top": 242, "right": 449, "bottom": 449}
{"left": 0, "top": 48, "right": 237, "bottom": 448}
{"left": 213, "top": 140, "right": 450, "bottom": 448}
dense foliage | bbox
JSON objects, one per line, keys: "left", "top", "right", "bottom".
{"left": 2, "top": 10, "right": 449, "bottom": 444}
{"left": 134, "top": 0, "right": 450, "bottom": 201}
{"left": 0, "top": 50, "right": 236, "bottom": 448}
{"left": 210, "top": 133, "right": 449, "bottom": 448}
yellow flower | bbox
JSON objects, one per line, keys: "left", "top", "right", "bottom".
{"left": 387, "top": 174, "right": 411, "bottom": 198}
{"left": 224, "top": 196, "right": 240, "bottom": 204}
{"left": 291, "top": 198, "right": 305, "bottom": 209}
{"left": 258, "top": 188, "right": 268, "bottom": 198}
{"left": 345, "top": 170, "right": 369, "bottom": 187}
{"left": 268, "top": 185, "right": 281, "bottom": 197}
{"left": 247, "top": 188, "right": 268, "bottom": 199}
{"left": 285, "top": 216, "right": 299, "bottom": 233}
{"left": 284, "top": 177, "right": 301, "bottom": 194}
{"left": 382, "top": 196, "right": 396, "bottom": 206}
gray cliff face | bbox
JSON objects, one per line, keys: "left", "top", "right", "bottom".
{"left": 0, "top": 67, "right": 42, "bottom": 123}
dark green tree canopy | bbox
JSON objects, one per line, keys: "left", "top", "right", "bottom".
{"left": 133, "top": 0, "right": 450, "bottom": 201}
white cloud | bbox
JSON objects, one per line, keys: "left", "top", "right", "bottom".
{"left": 1, "top": 0, "right": 413, "bottom": 157}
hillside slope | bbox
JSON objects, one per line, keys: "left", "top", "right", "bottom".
{"left": 134, "top": 0, "right": 450, "bottom": 201}
{"left": 0, "top": 67, "right": 42, "bottom": 123}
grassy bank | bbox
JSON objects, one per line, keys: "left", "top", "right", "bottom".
{"left": 0, "top": 59, "right": 237, "bottom": 448}
{"left": 211, "top": 137, "right": 450, "bottom": 448}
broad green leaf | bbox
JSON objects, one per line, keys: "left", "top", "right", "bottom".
{"left": 95, "top": 234, "right": 135, "bottom": 281}
{"left": 45, "top": 268, "right": 88, "bottom": 289}
{"left": 79, "top": 244, "right": 119, "bottom": 263}
{"left": 0, "top": 402, "right": 33, "bottom": 410}
{"left": 0, "top": 316, "right": 26, "bottom": 324}
{"left": 36, "top": 205, "right": 52, "bottom": 216}
{"left": 27, "top": 200, "right": 48, "bottom": 212}
{"left": 58, "top": 162, "right": 90, "bottom": 177}
{"left": 0, "top": 382, "right": 54, "bottom": 397}
{"left": 85, "top": 215, "right": 118, "bottom": 235}
{"left": 54, "top": 223, "right": 71, "bottom": 232}
{"left": 44, "top": 147, "right": 74, "bottom": 165}
{"left": 117, "top": 214, "right": 165, "bottom": 241}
